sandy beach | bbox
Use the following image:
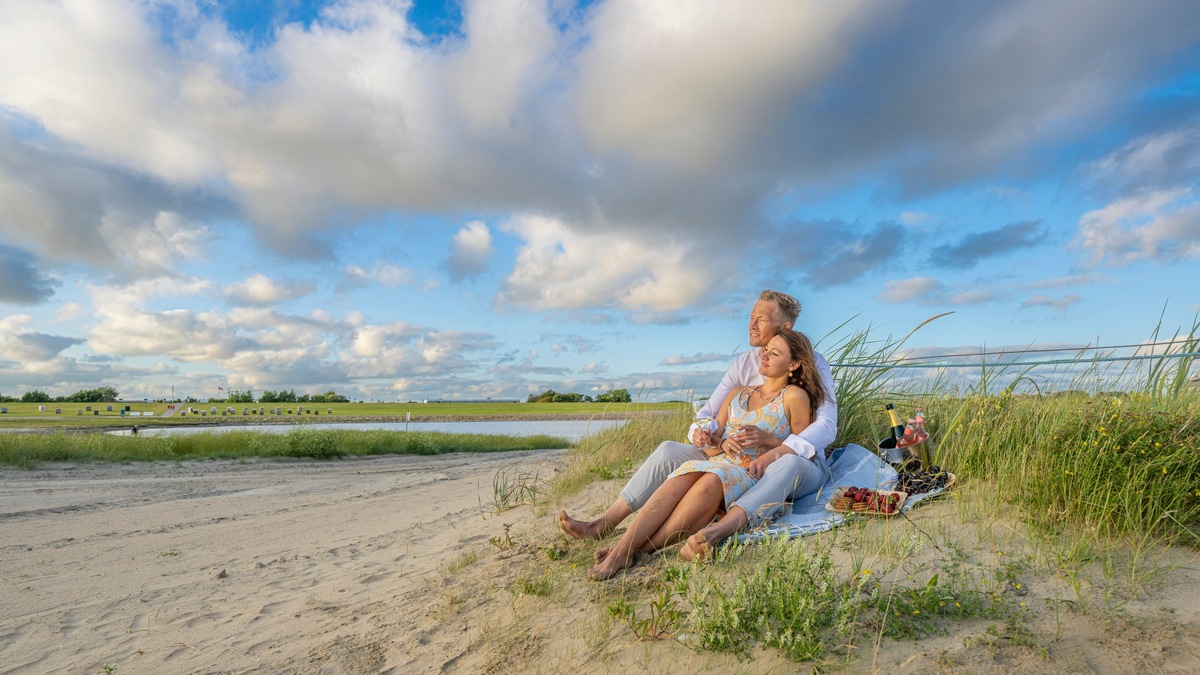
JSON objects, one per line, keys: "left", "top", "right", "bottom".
{"left": 0, "top": 450, "right": 566, "bottom": 674}
{"left": 4, "top": 449, "right": 1200, "bottom": 674}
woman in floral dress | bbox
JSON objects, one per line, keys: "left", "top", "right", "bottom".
{"left": 588, "top": 329, "right": 828, "bottom": 580}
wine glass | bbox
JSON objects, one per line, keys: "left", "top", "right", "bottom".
{"left": 692, "top": 400, "right": 715, "bottom": 450}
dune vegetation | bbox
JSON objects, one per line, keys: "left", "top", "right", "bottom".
{"left": 503, "top": 318, "right": 1200, "bottom": 668}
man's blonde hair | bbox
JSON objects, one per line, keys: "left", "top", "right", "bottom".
{"left": 759, "top": 289, "right": 801, "bottom": 325}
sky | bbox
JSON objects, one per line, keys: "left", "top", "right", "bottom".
{"left": 1, "top": 0, "right": 1199, "bottom": 403}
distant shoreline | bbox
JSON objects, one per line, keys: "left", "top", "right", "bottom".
{"left": 0, "top": 410, "right": 670, "bottom": 434}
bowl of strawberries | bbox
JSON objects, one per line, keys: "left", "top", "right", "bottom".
{"left": 827, "top": 486, "right": 907, "bottom": 516}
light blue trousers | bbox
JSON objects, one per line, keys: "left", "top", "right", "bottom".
{"left": 619, "top": 440, "right": 831, "bottom": 527}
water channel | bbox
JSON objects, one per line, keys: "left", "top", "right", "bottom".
{"left": 113, "top": 419, "right": 628, "bottom": 443}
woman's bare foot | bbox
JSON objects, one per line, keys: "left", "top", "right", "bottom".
{"left": 680, "top": 528, "right": 718, "bottom": 563}
{"left": 558, "top": 510, "right": 605, "bottom": 540}
{"left": 588, "top": 549, "right": 641, "bottom": 581}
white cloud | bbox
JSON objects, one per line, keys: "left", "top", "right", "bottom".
{"left": 1074, "top": 189, "right": 1200, "bottom": 265}
{"left": 948, "top": 290, "right": 1005, "bottom": 306}
{"left": 574, "top": 0, "right": 870, "bottom": 170}
{"left": 498, "top": 214, "right": 709, "bottom": 313}
{"left": 581, "top": 360, "right": 608, "bottom": 374}
{"left": 1019, "top": 294, "right": 1080, "bottom": 311}
{"left": 0, "top": 0, "right": 220, "bottom": 182}
{"left": 449, "top": 0, "right": 555, "bottom": 131}
{"left": 1090, "top": 126, "right": 1200, "bottom": 189}
{"left": 877, "top": 277, "right": 944, "bottom": 304}
{"left": 1023, "top": 273, "right": 1112, "bottom": 290}
{"left": 0, "top": 315, "right": 83, "bottom": 362}
{"left": 222, "top": 273, "right": 315, "bottom": 306}
{"left": 100, "top": 211, "right": 210, "bottom": 273}
{"left": 899, "top": 211, "right": 933, "bottom": 226}
{"left": 660, "top": 352, "right": 730, "bottom": 366}
{"left": 343, "top": 263, "right": 420, "bottom": 289}
{"left": 444, "top": 220, "right": 494, "bottom": 280}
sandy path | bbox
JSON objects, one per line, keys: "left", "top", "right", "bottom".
{"left": 0, "top": 451, "right": 561, "bottom": 674}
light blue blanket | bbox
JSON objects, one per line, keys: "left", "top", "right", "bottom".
{"left": 736, "top": 443, "right": 950, "bottom": 543}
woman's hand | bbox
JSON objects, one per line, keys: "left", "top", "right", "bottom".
{"left": 690, "top": 425, "right": 714, "bottom": 448}
{"left": 731, "top": 425, "right": 783, "bottom": 451}
{"left": 719, "top": 437, "right": 743, "bottom": 457}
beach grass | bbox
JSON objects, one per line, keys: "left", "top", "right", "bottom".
{"left": 541, "top": 317, "right": 1199, "bottom": 665}
{"left": 0, "top": 428, "right": 572, "bottom": 469}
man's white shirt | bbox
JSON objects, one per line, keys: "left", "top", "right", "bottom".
{"left": 692, "top": 347, "right": 838, "bottom": 461}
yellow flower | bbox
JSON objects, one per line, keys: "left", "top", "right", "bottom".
{"left": 1155, "top": 442, "right": 1162, "bottom": 448}
{"left": 955, "top": 602, "right": 961, "bottom": 608}
{"left": 1015, "top": 583, "right": 1022, "bottom": 589}
{"left": 913, "top": 610, "right": 921, "bottom": 615}
{"left": 1064, "top": 470, "right": 1074, "bottom": 476}
{"left": 1020, "top": 601, "right": 1026, "bottom": 607}
{"left": 1162, "top": 467, "right": 1168, "bottom": 475}
{"left": 861, "top": 569, "right": 872, "bottom": 576}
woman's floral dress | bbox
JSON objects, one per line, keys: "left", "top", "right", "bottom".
{"left": 670, "top": 385, "right": 793, "bottom": 508}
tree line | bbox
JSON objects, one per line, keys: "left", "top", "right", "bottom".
{"left": 526, "top": 388, "right": 632, "bottom": 403}
{"left": 0, "top": 387, "right": 120, "bottom": 403}
{"left": 223, "top": 389, "right": 350, "bottom": 404}
{"left": 0, "top": 387, "right": 351, "bottom": 404}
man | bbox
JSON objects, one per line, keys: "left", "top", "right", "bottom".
{"left": 559, "top": 289, "right": 838, "bottom": 550}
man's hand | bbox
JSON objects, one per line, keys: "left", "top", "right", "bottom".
{"left": 733, "top": 424, "right": 780, "bottom": 450}
{"left": 747, "top": 449, "right": 779, "bottom": 480}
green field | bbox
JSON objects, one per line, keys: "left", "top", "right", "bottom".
{"left": 0, "top": 400, "right": 685, "bottom": 429}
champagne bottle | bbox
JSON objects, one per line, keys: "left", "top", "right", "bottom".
{"left": 885, "top": 404, "right": 905, "bottom": 441}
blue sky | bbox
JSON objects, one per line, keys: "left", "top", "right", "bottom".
{"left": 1, "top": 0, "right": 1198, "bottom": 402}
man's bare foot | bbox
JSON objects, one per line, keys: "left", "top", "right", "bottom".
{"left": 558, "top": 510, "right": 606, "bottom": 540}
{"left": 680, "top": 529, "right": 718, "bottom": 563}
{"left": 594, "top": 547, "right": 610, "bottom": 564}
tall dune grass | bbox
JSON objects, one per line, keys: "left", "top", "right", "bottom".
{"left": 552, "top": 317, "right": 1200, "bottom": 542}
{"left": 540, "top": 318, "right": 1199, "bottom": 666}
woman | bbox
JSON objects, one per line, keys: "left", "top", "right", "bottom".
{"left": 588, "top": 328, "right": 828, "bottom": 580}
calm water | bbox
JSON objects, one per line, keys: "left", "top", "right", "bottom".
{"left": 117, "top": 419, "right": 627, "bottom": 443}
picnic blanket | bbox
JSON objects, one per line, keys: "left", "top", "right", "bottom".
{"left": 736, "top": 443, "right": 950, "bottom": 543}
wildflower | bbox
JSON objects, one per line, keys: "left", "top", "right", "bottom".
{"left": 1162, "top": 467, "right": 1168, "bottom": 475}
{"left": 955, "top": 602, "right": 961, "bottom": 608}
{"left": 913, "top": 610, "right": 921, "bottom": 615}
{"left": 1020, "top": 601, "right": 1026, "bottom": 607}
{"left": 1155, "top": 442, "right": 1162, "bottom": 448}
{"left": 1064, "top": 470, "right": 1074, "bottom": 476}
{"left": 572, "top": 563, "right": 577, "bottom": 569}
{"left": 861, "top": 569, "right": 872, "bottom": 576}
{"left": 1015, "top": 583, "right": 1022, "bottom": 589}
